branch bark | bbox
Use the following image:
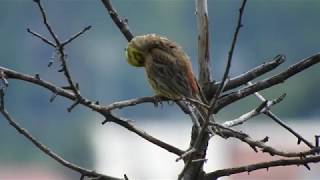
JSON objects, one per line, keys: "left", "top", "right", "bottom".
{"left": 214, "top": 123, "right": 320, "bottom": 158}
{"left": 177, "top": 1, "right": 213, "bottom": 179}
{"left": 205, "top": 54, "right": 285, "bottom": 99}
{"left": 196, "top": 0, "right": 211, "bottom": 86}
{"left": 0, "top": 66, "right": 183, "bottom": 157}
{"left": 222, "top": 93, "right": 285, "bottom": 127}
{"left": 214, "top": 53, "right": 320, "bottom": 113}
{"left": 205, "top": 155, "right": 320, "bottom": 180}
{"left": 103, "top": 114, "right": 184, "bottom": 156}
{"left": 0, "top": 94, "right": 120, "bottom": 180}
{"left": 101, "top": 0, "right": 134, "bottom": 42}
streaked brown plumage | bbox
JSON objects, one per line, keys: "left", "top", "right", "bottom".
{"left": 126, "top": 34, "right": 203, "bottom": 102}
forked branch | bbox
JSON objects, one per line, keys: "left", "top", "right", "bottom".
{"left": 0, "top": 66, "right": 183, "bottom": 157}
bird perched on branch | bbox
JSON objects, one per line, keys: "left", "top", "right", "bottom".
{"left": 125, "top": 34, "right": 209, "bottom": 124}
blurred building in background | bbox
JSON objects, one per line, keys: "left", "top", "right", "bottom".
{"left": 0, "top": 0, "right": 319, "bottom": 179}
{"left": 92, "top": 119, "right": 320, "bottom": 180}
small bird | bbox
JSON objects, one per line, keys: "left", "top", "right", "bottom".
{"left": 125, "top": 34, "right": 209, "bottom": 124}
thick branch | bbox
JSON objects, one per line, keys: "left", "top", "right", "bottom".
{"left": 214, "top": 53, "right": 320, "bottom": 113}
{"left": 205, "top": 155, "right": 320, "bottom": 179}
{"left": 178, "top": 1, "right": 213, "bottom": 179}
{"left": 205, "top": 55, "right": 285, "bottom": 99}
{"left": 179, "top": 1, "right": 248, "bottom": 179}
{"left": 196, "top": 0, "right": 211, "bottom": 86}
{"left": 101, "top": 0, "right": 134, "bottom": 42}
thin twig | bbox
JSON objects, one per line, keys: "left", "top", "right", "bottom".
{"left": 222, "top": 93, "right": 286, "bottom": 127}
{"left": 212, "top": 123, "right": 320, "bottom": 158}
{"left": 62, "top": 26, "right": 92, "bottom": 46}
{"left": 0, "top": 70, "right": 9, "bottom": 90}
{"left": 205, "top": 155, "right": 320, "bottom": 179}
{"left": 32, "top": 0, "right": 85, "bottom": 111}
{"left": 27, "top": 28, "right": 56, "bottom": 47}
{"left": 0, "top": 90, "right": 4, "bottom": 109}
{"left": 124, "top": 174, "right": 129, "bottom": 180}
{"left": 100, "top": 0, "right": 134, "bottom": 41}
{"left": 265, "top": 111, "right": 314, "bottom": 148}
{"left": 0, "top": 100, "right": 119, "bottom": 179}
{"left": 33, "top": 0, "right": 59, "bottom": 45}
{"left": 209, "top": 0, "right": 247, "bottom": 108}
{"left": 246, "top": 81, "right": 315, "bottom": 148}
{"left": 104, "top": 113, "right": 184, "bottom": 156}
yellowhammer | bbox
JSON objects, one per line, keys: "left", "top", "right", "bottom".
{"left": 125, "top": 34, "right": 212, "bottom": 126}
{"left": 125, "top": 34, "right": 205, "bottom": 104}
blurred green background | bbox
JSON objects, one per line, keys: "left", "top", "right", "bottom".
{"left": 0, "top": 0, "right": 319, "bottom": 179}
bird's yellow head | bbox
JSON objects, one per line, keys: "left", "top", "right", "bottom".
{"left": 125, "top": 39, "right": 146, "bottom": 67}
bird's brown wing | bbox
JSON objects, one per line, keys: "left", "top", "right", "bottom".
{"left": 145, "top": 47, "right": 199, "bottom": 100}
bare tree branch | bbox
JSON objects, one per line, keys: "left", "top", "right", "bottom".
{"left": 177, "top": 0, "right": 214, "bottom": 178}
{"left": 100, "top": 0, "right": 134, "bottom": 42}
{"left": 31, "top": 0, "right": 91, "bottom": 112}
{"left": 209, "top": 0, "right": 247, "bottom": 108}
{"left": 0, "top": 92, "right": 121, "bottom": 180}
{"left": 105, "top": 96, "right": 167, "bottom": 111}
{"left": 0, "top": 66, "right": 93, "bottom": 107}
{"left": 247, "top": 82, "right": 315, "bottom": 148}
{"left": 62, "top": 25, "right": 92, "bottom": 46}
{"left": 205, "top": 55, "right": 285, "bottom": 99}
{"left": 103, "top": 114, "right": 184, "bottom": 156}
{"left": 0, "top": 66, "right": 184, "bottom": 157}
{"left": 196, "top": 0, "right": 212, "bottom": 86}
{"left": 178, "top": 2, "right": 248, "bottom": 179}
{"left": 33, "top": 0, "right": 59, "bottom": 45}
{"left": 213, "top": 123, "right": 320, "bottom": 158}
{"left": 205, "top": 155, "right": 320, "bottom": 180}
{"left": 265, "top": 111, "right": 315, "bottom": 148}
{"left": 27, "top": 28, "right": 56, "bottom": 47}
{"left": 222, "top": 93, "right": 286, "bottom": 127}
{"left": 1, "top": 1, "right": 319, "bottom": 179}
{"left": 214, "top": 53, "right": 320, "bottom": 113}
